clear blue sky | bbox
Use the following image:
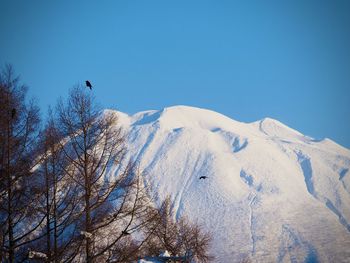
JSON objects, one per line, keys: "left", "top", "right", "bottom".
{"left": 1, "top": 1, "right": 349, "bottom": 148}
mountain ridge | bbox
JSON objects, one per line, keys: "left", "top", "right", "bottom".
{"left": 109, "top": 105, "right": 349, "bottom": 152}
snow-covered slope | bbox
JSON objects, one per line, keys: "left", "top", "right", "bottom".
{"left": 111, "top": 105, "right": 350, "bottom": 262}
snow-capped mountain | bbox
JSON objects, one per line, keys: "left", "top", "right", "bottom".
{"left": 112, "top": 105, "right": 350, "bottom": 262}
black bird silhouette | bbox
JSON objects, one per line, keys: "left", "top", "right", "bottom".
{"left": 122, "top": 230, "right": 130, "bottom": 236}
{"left": 85, "top": 80, "right": 92, "bottom": 90}
{"left": 199, "top": 176, "right": 208, "bottom": 180}
{"left": 11, "top": 108, "right": 16, "bottom": 119}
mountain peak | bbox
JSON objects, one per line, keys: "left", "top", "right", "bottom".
{"left": 127, "top": 105, "right": 244, "bottom": 132}
{"left": 257, "top": 117, "right": 303, "bottom": 139}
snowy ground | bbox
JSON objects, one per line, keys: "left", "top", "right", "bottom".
{"left": 107, "top": 105, "right": 350, "bottom": 262}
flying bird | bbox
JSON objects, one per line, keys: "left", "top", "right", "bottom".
{"left": 11, "top": 108, "right": 16, "bottom": 119}
{"left": 199, "top": 176, "right": 208, "bottom": 180}
{"left": 85, "top": 80, "right": 92, "bottom": 90}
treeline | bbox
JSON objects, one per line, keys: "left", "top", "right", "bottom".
{"left": 0, "top": 65, "right": 212, "bottom": 263}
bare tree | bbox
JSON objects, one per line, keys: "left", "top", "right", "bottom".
{"left": 29, "top": 112, "right": 82, "bottom": 263}
{"left": 144, "top": 196, "right": 213, "bottom": 262}
{"left": 56, "top": 86, "right": 156, "bottom": 262}
{"left": 0, "top": 65, "right": 42, "bottom": 262}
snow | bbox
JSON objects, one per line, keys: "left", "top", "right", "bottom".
{"left": 159, "top": 250, "right": 171, "bottom": 257}
{"left": 137, "top": 251, "right": 171, "bottom": 263}
{"left": 28, "top": 251, "right": 48, "bottom": 259}
{"left": 138, "top": 258, "right": 162, "bottom": 263}
{"left": 105, "top": 105, "right": 350, "bottom": 262}
{"left": 80, "top": 231, "right": 93, "bottom": 239}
